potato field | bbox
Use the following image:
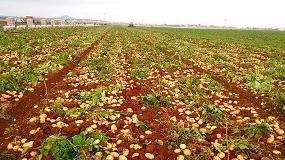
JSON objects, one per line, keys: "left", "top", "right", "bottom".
{"left": 0, "top": 26, "right": 285, "bottom": 160}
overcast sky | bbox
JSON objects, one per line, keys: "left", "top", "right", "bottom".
{"left": 0, "top": 0, "right": 284, "bottom": 28}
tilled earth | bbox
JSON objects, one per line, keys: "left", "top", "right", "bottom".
{"left": 0, "top": 27, "right": 284, "bottom": 160}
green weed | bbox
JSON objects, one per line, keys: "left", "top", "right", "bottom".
{"left": 213, "top": 53, "right": 229, "bottom": 61}
{"left": 130, "top": 68, "right": 149, "bottom": 79}
{"left": 167, "top": 126, "right": 205, "bottom": 148}
{"left": 88, "top": 109, "right": 127, "bottom": 122}
{"left": 244, "top": 123, "right": 270, "bottom": 139}
{"left": 135, "top": 121, "right": 148, "bottom": 131}
{"left": 139, "top": 92, "right": 172, "bottom": 108}
{"left": 201, "top": 103, "right": 223, "bottom": 124}
{"left": 80, "top": 88, "right": 106, "bottom": 107}
{"left": 49, "top": 98, "right": 65, "bottom": 116}
{"left": 37, "top": 131, "right": 108, "bottom": 160}
{"left": 243, "top": 72, "right": 273, "bottom": 92}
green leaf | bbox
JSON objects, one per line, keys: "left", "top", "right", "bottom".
{"left": 135, "top": 121, "right": 148, "bottom": 131}
{"left": 156, "top": 139, "right": 164, "bottom": 145}
{"left": 238, "top": 144, "right": 249, "bottom": 150}
{"left": 72, "top": 135, "right": 84, "bottom": 146}
{"left": 173, "top": 131, "right": 179, "bottom": 139}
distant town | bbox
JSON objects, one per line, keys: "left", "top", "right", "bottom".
{"left": 0, "top": 15, "right": 284, "bottom": 31}
{"left": 0, "top": 15, "right": 109, "bottom": 31}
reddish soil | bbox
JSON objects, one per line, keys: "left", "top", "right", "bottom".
{"left": 128, "top": 29, "right": 285, "bottom": 158}
{"left": 0, "top": 30, "right": 110, "bottom": 151}
{"left": 136, "top": 30, "right": 279, "bottom": 119}
{"left": 1, "top": 28, "right": 284, "bottom": 159}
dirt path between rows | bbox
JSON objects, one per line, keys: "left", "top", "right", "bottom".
{"left": 0, "top": 30, "right": 110, "bottom": 137}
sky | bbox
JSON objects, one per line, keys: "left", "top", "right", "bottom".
{"left": 0, "top": 0, "right": 284, "bottom": 28}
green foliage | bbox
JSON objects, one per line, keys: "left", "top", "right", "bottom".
{"left": 80, "top": 88, "right": 106, "bottom": 107}
{"left": 207, "top": 80, "right": 223, "bottom": 92}
{"left": 0, "top": 66, "right": 35, "bottom": 93}
{"left": 145, "top": 55, "right": 154, "bottom": 64}
{"left": 267, "top": 64, "right": 285, "bottom": 81}
{"left": 160, "top": 96, "right": 172, "bottom": 106}
{"left": 101, "top": 50, "right": 108, "bottom": 55}
{"left": 167, "top": 126, "right": 205, "bottom": 148}
{"left": 139, "top": 92, "right": 172, "bottom": 108}
{"left": 266, "top": 57, "right": 285, "bottom": 81}
{"left": 70, "top": 39, "right": 80, "bottom": 47}
{"left": 219, "top": 66, "right": 239, "bottom": 80}
{"left": 213, "top": 53, "right": 229, "bottom": 61}
{"left": 180, "top": 47, "right": 196, "bottom": 59}
{"left": 65, "top": 108, "right": 86, "bottom": 116}
{"left": 0, "top": 67, "right": 29, "bottom": 92}
{"left": 55, "top": 53, "right": 69, "bottom": 65}
{"left": 81, "top": 56, "right": 112, "bottom": 77}
{"left": 143, "top": 139, "right": 152, "bottom": 145}
{"left": 88, "top": 109, "right": 127, "bottom": 122}
{"left": 243, "top": 72, "right": 273, "bottom": 92}
{"left": 38, "top": 64, "right": 53, "bottom": 73}
{"left": 0, "top": 109, "right": 6, "bottom": 119}
{"left": 201, "top": 103, "right": 223, "bottom": 124}
{"left": 38, "top": 135, "right": 77, "bottom": 160}
{"left": 212, "top": 143, "right": 226, "bottom": 153}
{"left": 155, "top": 139, "right": 164, "bottom": 145}
{"left": 0, "top": 59, "right": 6, "bottom": 71}
{"left": 131, "top": 57, "right": 144, "bottom": 67}
{"left": 244, "top": 123, "right": 270, "bottom": 139}
{"left": 139, "top": 93, "right": 159, "bottom": 107}
{"left": 202, "top": 74, "right": 223, "bottom": 92}
{"left": 130, "top": 68, "right": 149, "bottom": 79}
{"left": 0, "top": 151, "right": 16, "bottom": 160}
{"left": 0, "top": 45, "right": 5, "bottom": 53}
{"left": 0, "top": 27, "right": 105, "bottom": 92}
{"left": 38, "top": 131, "right": 108, "bottom": 160}
{"left": 227, "top": 133, "right": 260, "bottom": 154}
{"left": 49, "top": 98, "right": 66, "bottom": 115}
{"left": 177, "top": 76, "right": 204, "bottom": 104}
{"left": 21, "top": 45, "right": 35, "bottom": 54}
{"left": 154, "top": 45, "right": 164, "bottom": 52}
{"left": 21, "top": 64, "right": 40, "bottom": 82}
{"left": 71, "top": 131, "right": 108, "bottom": 150}
{"left": 123, "top": 135, "right": 139, "bottom": 144}
{"left": 135, "top": 121, "right": 148, "bottom": 131}
{"left": 0, "top": 108, "right": 12, "bottom": 120}
{"left": 270, "top": 88, "right": 285, "bottom": 111}
{"left": 156, "top": 55, "right": 185, "bottom": 69}
{"left": 159, "top": 28, "right": 285, "bottom": 55}
{"left": 230, "top": 138, "right": 250, "bottom": 151}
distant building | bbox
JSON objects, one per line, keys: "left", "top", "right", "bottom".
{"left": 59, "top": 19, "right": 66, "bottom": 25}
{"left": 1, "top": 15, "right": 109, "bottom": 30}
{"left": 6, "top": 17, "right": 15, "bottom": 26}
{"left": 51, "top": 19, "right": 66, "bottom": 25}
{"left": 26, "top": 16, "right": 33, "bottom": 26}
{"left": 40, "top": 19, "right": 47, "bottom": 25}
{"left": 0, "top": 17, "right": 7, "bottom": 26}
{"left": 70, "top": 20, "right": 77, "bottom": 25}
